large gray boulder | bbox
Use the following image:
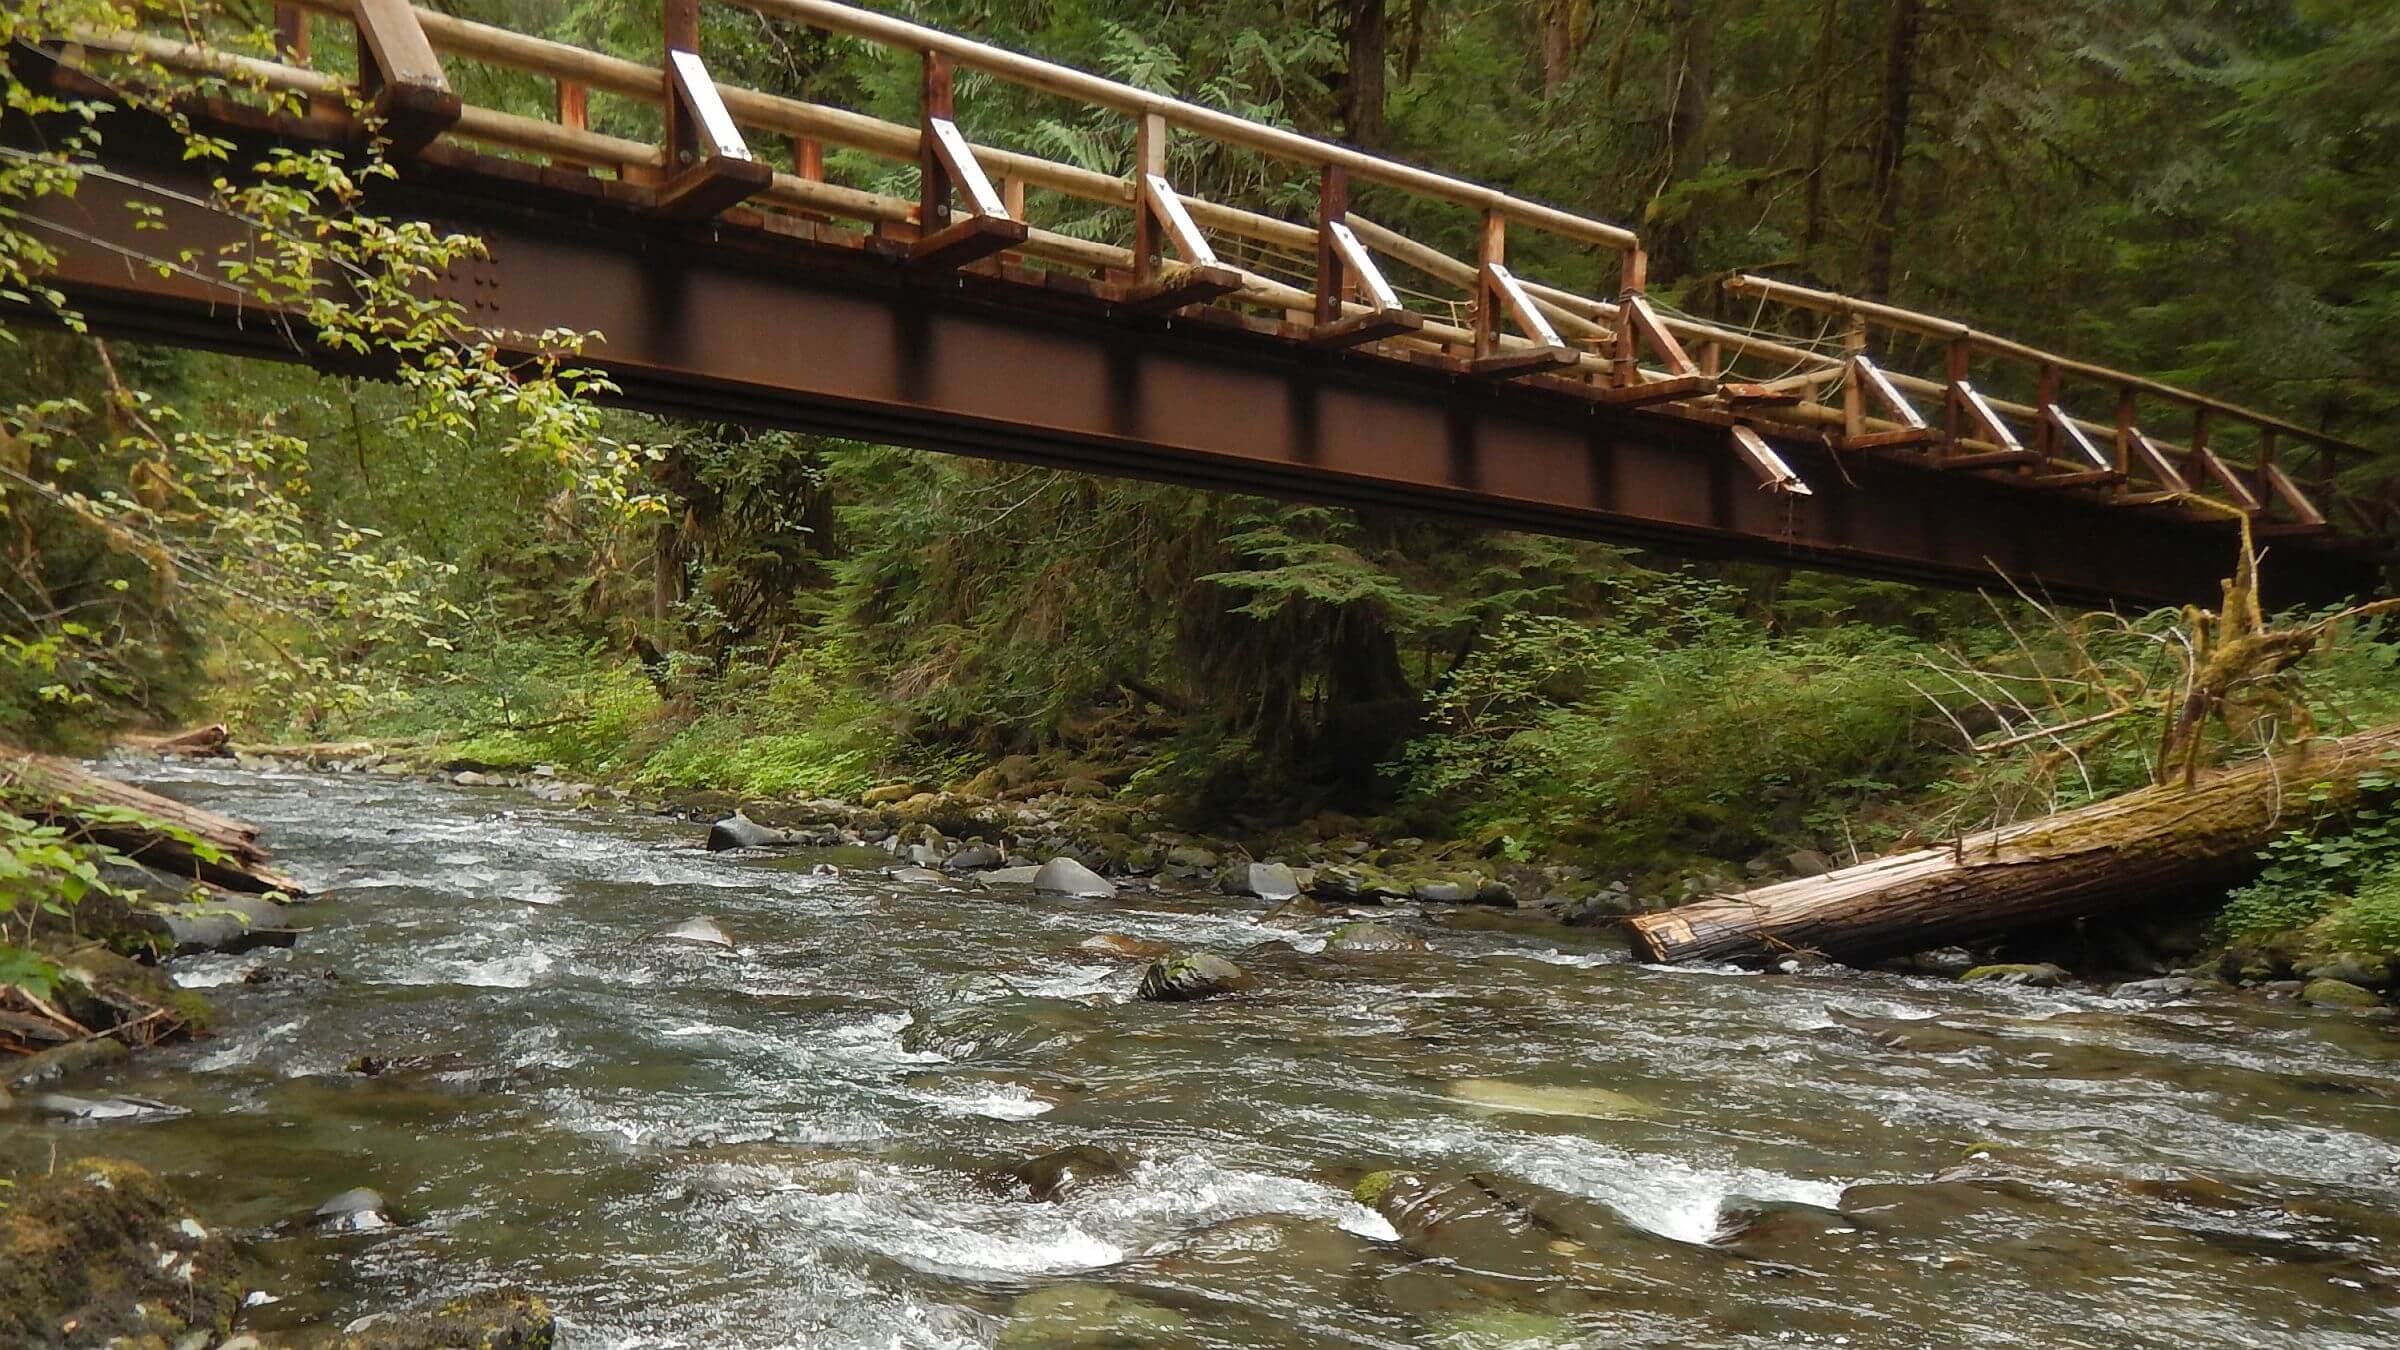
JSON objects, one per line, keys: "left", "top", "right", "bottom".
{"left": 648, "top": 915, "right": 734, "bottom": 950}
{"left": 1242, "top": 862, "right": 1301, "bottom": 901}
{"left": 1034, "top": 857, "right": 1116, "bottom": 899}
{"left": 706, "top": 813, "right": 791, "bottom": 851}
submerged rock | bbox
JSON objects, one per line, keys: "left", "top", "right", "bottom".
{"left": 1079, "top": 933, "right": 1171, "bottom": 962}
{"left": 2110, "top": 975, "right": 2200, "bottom": 1001}
{"left": 31, "top": 1092, "right": 186, "bottom": 1122}
{"left": 1960, "top": 963, "right": 2069, "bottom": 989}
{"left": 312, "top": 1186, "right": 398, "bottom": 1233}
{"left": 1444, "top": 1078, "right": 1650, "bottom": 1121}
{"left": 1035, "top": 857, "right": 1117, "bottom": 899}
{"left": 996, "top": 1284, "right": 1189, "bottom": 1349}
{"left": 2305, "top": 954, "right": 2392, "bottom": 992}
{"left": 648, "top": 915, "right": 735, "bottom": 950}
{"left": 891, "top": 866, "right": 948, "bottom": 885}
{"left": 1324, "top": 921, "right": 1428, "bottom": 955}
{"left": 1259, "top": 896, "right": 1333, "bottom": 928}
{"left": 1, "top": 1036, "right": 130, "bottom": 1091}
{"left": 1137, "top": 952, "right": 1253, "bottom": 1002}
{"left": 318, "top": 1287, "right": 555, "bottom": 1348}
{"left": 2302, "top": 977, "right": 2383, "bottom": 1010}
{"left": 0, "top": 1158, "right": 243, "bottom": 1347}
{"left": 1008, "top": 1144, "right": 1128, "bottom": 1202}
{"left": 706, "top": 812, "right": 791, "bottom": 851}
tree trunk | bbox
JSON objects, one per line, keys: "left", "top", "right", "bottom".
{"left": 2, "top": 750, "right": 304, "bottom": 895}
{"left": 1799, "top": 0, "right": 1842, "bottom": 270}
{"left": 1343, "top": 0, "right": 1388, "bottom": 148}
{"left": 1628, "top": 722, "right": 2400, "bottom": 966}
{"left": 1860, "top": 0, "right": 1919, "bottom": 298}
{"left": 1643, "top": 0, "right": 1714, "bottom": 279}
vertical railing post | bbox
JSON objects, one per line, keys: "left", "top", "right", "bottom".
{"left": 794, "top": 136, "right": 824, "bottom": 182}
{"left": 1133, "top": 112, "right": 1166, "bottom": 285}
{"left": 2115, "top": 386, "right": 2136, "bottom": 480}
{"left": 2189, "top": 407, "right": 2211, "bottom": 496}
{"left": 1841, "top": 315, "right": 1868, "bottom": 440}
{"left": 274, "top": 4, "right": 309, "bottom": 64}
{"left": 999, "top": 175, "right": 1025, "bottom": 221}
{"left": 1943, "top": 338, "right": 1970, "bottom": 458}
{"left": 1475, "top": 209, "right": 1505, "bottom": 361}
{"left": 663, "top": 0, "right": 701, "bottom": 170}
{"left": 557, "top": 80, "right": 587, "bottom": 132}
{"left": 1611, "top": 243, "right": 1645, "bottom": 385}
{"left": 2034, "top": 361, "right": 2059, "bottom": 464}
{"left": 1314, "top": 164, "right": 1349, "bottom": 329}
{"left": 2255, "top": 429, "right": 2278, "bottom": 512}
{"left": 919, "top": 51, "right": 955, "bottom": 235}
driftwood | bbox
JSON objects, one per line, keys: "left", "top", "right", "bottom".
{"left": 0, "top": 750, "right": 305, "bottom": 896}
{"left": 120, "top": 724, "right": 230, "bottom": 756}
{"left": 1628, "top": 721, "right": 2400, "bottom": 966}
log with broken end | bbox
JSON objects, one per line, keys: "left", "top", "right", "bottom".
{"left": 1628, "top": 721, "right": 2400, "bottom": 966}
{"left": 2, "top": 750, "right": 306, "bottom": 896}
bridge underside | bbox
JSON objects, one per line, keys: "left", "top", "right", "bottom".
{"left": 13, "top": 111, "right": 2381, "bottom": 609}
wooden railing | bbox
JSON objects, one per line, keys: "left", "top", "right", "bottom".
{"left": 52, "top": 0, "right": 2383, "bottom": 527}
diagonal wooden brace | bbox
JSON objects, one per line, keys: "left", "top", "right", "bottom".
{"left": 1731, "top": 424, "right": 1813, "bottom": 495}
{"left": 352, "top": 0, "right": 460, "bottom": 155}
{"left": 657, "top": 49, "right": 770, "bottom": 220}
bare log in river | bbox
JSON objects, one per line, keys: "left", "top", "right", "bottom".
{"left": 1628, "top": 721, "right": 2400, "bottom": 966}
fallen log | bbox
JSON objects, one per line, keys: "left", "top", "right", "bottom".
{"left": 1628, "top": 721, "right": 2400, "bottom": 966}
{"left": 120, "top": 724, "right": 230, "bottom": 756}
{"left": 0, "top": 750, "right": 305, "bottom": 896}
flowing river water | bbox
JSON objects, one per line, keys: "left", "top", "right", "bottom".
{"left": 8, "top": 761, "right": 2400, "bottom": 1347}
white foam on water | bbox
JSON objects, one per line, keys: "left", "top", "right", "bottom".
{"left": 1479, "top": 946, "right": 1613, "bottom": 968}
{"left": 1384, "top": 1118, "right": 1844, "bottom": 1246}
{"left": 441, "top": 945, "right": 554, "bottom": 989}
{"left": 1015, "top": 962, "right": 1117, "bottom": 999}
{"left": 923, "top": 1083, "right": 1054, "bottom": 1120}
{"left": 1338, "top": 1205, "right": 1401, "bottom": 1241}
{"left": 170, "top": 954, "right": 262, "bottom": 988}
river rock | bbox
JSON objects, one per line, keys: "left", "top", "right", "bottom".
{"left": 1, "top": 1036, "right": 130, "bottom": 1090}
{"left": 1411, "top": 875, "right": 1480, "bottom": 903}
{"left": 2110, "top": 975, "right": 2200, "bottom": 1000}
{"left": 1241, "top": 862, "right": 1301, "bottom": 901}
{"left": 1312, "top": 864, "right": 1405, "bottom": 903}
{"left": 945, "top": 841, "right": 1005, "bottom": 871}
{"left": 1259, "top": 896, "right": 1333, "bottom": 928}
{"left": 326, "top": 1287, "right": 555, "bottom": 1348}
{"left": 1361, "top": 1170, "right": 1660, "bottom": 1282}
{"left": 1137, "top": 952, "right": 1253, "bottom": 1002}
{"left": 0, "top": 1159, "right": 243, "bottom": 1347}
{"left": 649, "top": 915, "right": 734, "bottom": 950}
{"left": 862, "top": 783, "right": 919, "bottom": 806}
{"left": 1711, "top": 1196, "right": 1861, "bottom": 1265}
{"left": 1445, "top": 1078, "right": 1649, "bottom": 1120}
{"left": 2305, "top": 953, "right": 2392, "bottom": 991}
{"left": 31, "top": 1092, "right": 187, "bottom": 1122}
{"left": 1008, "top": 1144, "right": 1128, "bottom": 1202}
{"left": 312, "top": 1186, "right": 398, "bottom": 1233}
{"left": 891, "top": 866, "right": 947, "bottom": 885}
{"left": 1162, "top": 844, "right": 1218, "bottom": 879}
{"left": 1035, "top": 857, "right": 1117, "bottom": 899}
{"left": 2301, "top": 977, "right": 2383, "bottom": 1010}
{"left": 1324, "top": 921, "right": 1428, "bottom": 955}
{"left": 144, "top": 892, "right": 304, "bottom": 957}
{"left": 1080, "top": 933, "right": 1171, "bottom": 961}
{"left": 1960, "top": 962, "right": 2070, "bottom": 988}
{"left": 979, "top": 864, "right": 1044, "bottom": 886}
{"left": 996, "top": 1285, "right": 1189, "bottom": 1349}
{"left": 706, "top": 812, "right": 792, "bottom": 851}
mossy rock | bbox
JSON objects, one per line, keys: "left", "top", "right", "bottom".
{"left": 0, "top": 1157, "right": 244, "bottom": 1347}
{"left": 1428, "top": 1305, "right": 1585, "bottom": 1348}
{"left": 1325, "top": 921, "right": 1430, "bottom": 955}
{"left": 308, "top": 1287, "right": 555, "bottom": 1348}
{"left": 2301, "top": 978, "right": 2383, "bottom": 1010}
{"left": 1352, "top": 1169, "right": 1410, "bottom": 1207}
{"left": 1135, "top": 953, "right": 1252, "bottom": 1002}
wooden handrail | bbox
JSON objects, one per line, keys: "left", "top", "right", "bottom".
{"left": 730, "top": 0, "right": 1640, "bottom": 255}
{"left": 1725, "top": 272, "right": 2371, "bottom": 459}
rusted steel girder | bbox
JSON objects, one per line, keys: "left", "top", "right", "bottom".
{"left": 8, "top": 113, "right": 2382, "bottom": 609}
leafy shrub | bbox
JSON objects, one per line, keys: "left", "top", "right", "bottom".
{"left": 634, "top": 654, "right": 896, "bottom": 799}
{"left": 2214, "top": 768, "right": 2400, "bottom": 944}
{"left": 2327, "top": 866, "right": 2400, "bottom": 957}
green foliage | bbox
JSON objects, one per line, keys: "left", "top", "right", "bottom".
{"left": 2215, "top": 768, "right": 2400, "bottom": 944}
{"left": 633, "top": 656, "right": 897, "bottom": 800}
{"left": 2326, "top": 867, "right": 2400, "bottom": 957}
{"left": 1392, "top": 573, "right": 1936, "bottom": 864}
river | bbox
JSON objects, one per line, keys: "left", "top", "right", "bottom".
{"left": 8, "top": 761, "right": 2399, "bottom": 1347}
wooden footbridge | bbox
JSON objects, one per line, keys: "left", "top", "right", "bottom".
{"left": 7, "top": 1, "right": 2389, "bottom": 605}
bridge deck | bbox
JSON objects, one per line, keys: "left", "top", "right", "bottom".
{"left": 7, "top": 0, "right": 2389, "bottom": 606}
